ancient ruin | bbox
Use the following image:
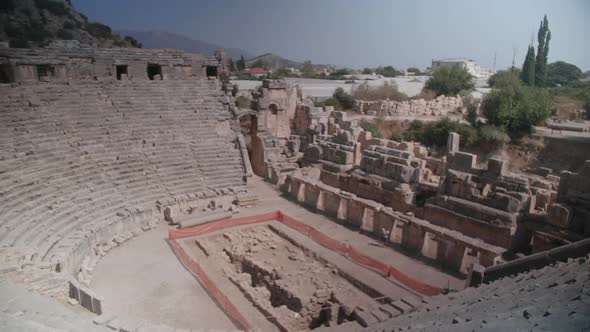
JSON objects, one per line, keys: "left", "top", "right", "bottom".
{"left": 0, "top": 42, "right": 589, "bottom": 332}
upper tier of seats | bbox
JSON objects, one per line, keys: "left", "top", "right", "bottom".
{"left": 369, "top": 254, "right": 590, "bottom": 331}
{"left": 0, "top": 79, "right": 246, "bottom": 276}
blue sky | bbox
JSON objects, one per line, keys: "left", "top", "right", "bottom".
{"left": 72, "top": 0, "right": 590, "bottom": 71}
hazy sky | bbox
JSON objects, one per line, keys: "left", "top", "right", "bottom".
{"left": 73, "top": 0, "right": 589, "bottom": 71}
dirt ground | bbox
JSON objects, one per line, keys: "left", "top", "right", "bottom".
{"left": 182, "top": 221, "right": 425, "bottom": 331}
{"left": 91, "top": 176, "right": 463, "bottom": 330}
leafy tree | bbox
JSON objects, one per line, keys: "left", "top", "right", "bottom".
{"left": 333, "top": 87, "right": 354, "bottom": 109}
{"left": 425, "top": 66, "right": 475, "bottom": 96}
{"left": 331, "top": 68, "right": 351, "bottom": 77}
{"left": 489, "top": 70, "right": 522, "bottom": 89}
{"left": 546, "top": 61, "right": 583, "bottom": 87}
{"left": 228, "top": 58, "right": 236, "bottom": 72}
{"left": 482, "top": 78, "right": 554, "bottom": 139}
{"left": 521, "top": 45, "right": 536, "bottom": 86}
{"left": 362, "top": 68, "right": 373, "bottom": 74}
{"left": 236, "top": 55, "right": 246, "bottom": 71}
{"left": 376, "top": 66, "right": 402, "bottom": 78}
{"left": 407, "top": 67, "right": 424, "bottom": 75}
{"left": 535, "top": 15, "right": 551, "bottom": 87}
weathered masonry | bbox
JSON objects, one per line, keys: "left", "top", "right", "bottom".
{"left": 0, "top": 42, "right": 226, "bottom": 83}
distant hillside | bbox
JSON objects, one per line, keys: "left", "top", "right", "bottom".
{"left": 245, "top": 53, "right": 336, "bottom": 72}
{"left": 0, "top": 0, "right": 141, "bottom": 48}
{"left": 119, "top": 30, "right": 252, "bottom": 59}
{"left": 246, "top": 53, "right": 303, "bottom": 70}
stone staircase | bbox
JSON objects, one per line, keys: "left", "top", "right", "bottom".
{"left": 0, "top": 79, "right": 247, "bottom": 298}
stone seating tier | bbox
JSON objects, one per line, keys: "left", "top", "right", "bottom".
{"left": 0, "top": 80, "right": 247, "bottom": 292}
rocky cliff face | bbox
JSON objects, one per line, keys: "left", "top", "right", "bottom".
{"left": 0, "top": 0, "right": 141, "bottom": 48}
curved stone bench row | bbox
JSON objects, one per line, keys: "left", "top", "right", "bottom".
{"left": 0, "top": 80, "right": 247, "bottom": 303}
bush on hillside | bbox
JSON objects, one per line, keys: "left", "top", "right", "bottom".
{"left": 482, "top": 77, "right": 554, "bottom": 139}
{"left": 360, "top": 120, "right": 383, "bottom": 138}
{"left": 333, "top": 87, "right": 354, "bottom": 109}
{"left": 352, "top": 81, "right": 408, "bottom": 101}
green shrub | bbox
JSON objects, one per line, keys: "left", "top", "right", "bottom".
{"left": 62, "top": 21, "right": 75, "bottom": 30}
{"left": 333, "top": 87, "right": 354, "bottom": 109}
{"left": 85, "top": 22, "right": 112, "bottom": 39}
{"left": 322, "top": 97, "right": 341, "bottom": 109}
{"left": 123, "top": 35, "right": 142, "bottom": 48}
{"left": 28, "top": 21, "right": 51, "bottom": 41}
{"left": 482, "top": 79, "right": 554, "bottom": 139}
{"left": 352, "top": 81, "right": 408, "bottom": 101}
{"left": 425, "top": 66, "right": 475, "bottom": 96}
{"left": 476, "top": 125, "right": 510, "bottom": 146}
{"left": 235, "top": 96, "right": 251, "bottom": 109}
{"left": 34, "top": 0, "right": 69, "bottom": 16}
{"left": 57, "top": 28, "right": 73, "bottom": 39}
{"left": 360, "top": 121, "right": 382, "bottom": 138}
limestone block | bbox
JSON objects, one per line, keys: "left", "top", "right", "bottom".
{"left": 488, "top": 158, "right": 508, "bottom": 177}
{"left": 450, "top": 151, "right": 476, "bottom": 172}
{"left": 547, "top": 203, "right": 571, "bottom": 228}
{"left": 447, "top": 132, "right": 460, "bottom": 154}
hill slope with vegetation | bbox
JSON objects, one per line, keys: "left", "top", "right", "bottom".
{"left": 0, "top": 0, "right": 141, "bottom": 48}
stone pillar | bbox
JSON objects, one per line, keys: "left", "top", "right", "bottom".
{"left": 296, "top": 182, "right": 306, "bottom": 203}
{"left": 236, "top": 133, "right": 253, "bottom": 177}
{"left": 447, "top": 132, "right": 460, "bottom": 155}
{"left": 360, "top": 207, "right": 376, "bottom": 233}
{"left": 421, "top": 232, "right": 439, "bottom": 259}
{"left": 460, "top": 247, "right": 481, "bottom": 275}
{"left": 337, "top": 196, "right": 348, "bottom": 221}
{"left": 316, "top": 191, "right": 325, "bottom": 211}
{"left": 390, "top": 218, "right": 404, "bottom": 244}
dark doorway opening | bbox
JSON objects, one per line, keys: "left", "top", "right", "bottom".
{"left": 37, "top": 64, "right": 55, "bottom": 80}
{"left": 116, "top": 65, "right": 128, "bottom": 80}
{"left": 206, "top": 66, "right": 218, "bottom": 77}
{"left": 0, "top": 64, "right": 12, "bottom": 83}
{"left": 147, "top": 64, "right": 162, "bottom": 80}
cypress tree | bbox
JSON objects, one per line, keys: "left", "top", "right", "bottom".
{"left": 535, "top": 15, "right": 550, "bottom": 87}
{"left": 521, "top": 45, "right": 536, "bottom": 86}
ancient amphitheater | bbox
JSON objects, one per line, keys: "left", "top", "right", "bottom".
{"left": 0, "top": 43, "right": 589, "bottom": 331}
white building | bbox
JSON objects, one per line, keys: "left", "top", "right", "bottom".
{"left": 431, "top": 58, "right": 494, "bottom": 87}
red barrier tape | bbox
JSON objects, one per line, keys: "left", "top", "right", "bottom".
{"left": 167, "top": 239, "right": 253, "bottom": 331}
{"left": 167, "top": 211, "right": 442, "bottom": 329}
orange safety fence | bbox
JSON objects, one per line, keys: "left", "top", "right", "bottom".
{"left": 167, "top": 211, "right": 442, "bottom": 329}
{"left": 167, "top": 239, "right": 253, "bottom": 331}
{"left": 169, "top": 211, "right": 280, "bottom": 240}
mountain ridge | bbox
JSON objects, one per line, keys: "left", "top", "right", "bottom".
{"left": 119, "top": 30, "right": 252, "bottom": 59}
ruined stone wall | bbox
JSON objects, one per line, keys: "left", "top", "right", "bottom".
{"left": 283, "top": 173, "right": 504, "bottom": 274}
{"left": 354, "top": 96, "right": 463, "bottom": 117}
{"left": 0, "top": 46, "right": 223, "bottom": 82}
